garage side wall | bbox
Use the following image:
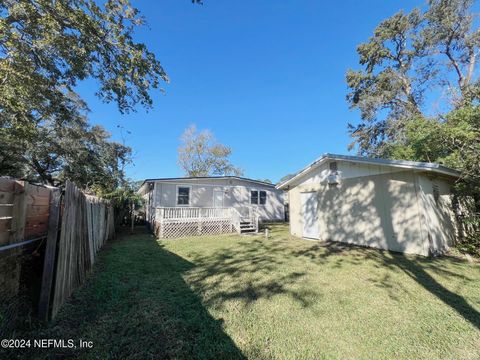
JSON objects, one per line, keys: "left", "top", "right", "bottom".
{"left": 319, "top": 171, "right": 427, "bottom": 255}
{"left": 416, "top": 174, "right": 456, "bottom": 254}
{"left": 288, "top": 163, "right": 431, "bottom": 255}
{"left": 288, "top": 161, "right": 406, "bottom": 239}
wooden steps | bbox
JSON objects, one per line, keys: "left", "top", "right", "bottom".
{"left": 240, "top": 220, "right": 257, "bottom": 233}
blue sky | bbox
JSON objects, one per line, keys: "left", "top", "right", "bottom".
{"left": 77, "top": 0, "right": 425, "bottom": 183}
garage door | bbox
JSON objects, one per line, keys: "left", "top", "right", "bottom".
{"left": 301, "top": 192, "right": 319, "bottom": 239}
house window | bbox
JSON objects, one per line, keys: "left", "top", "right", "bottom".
{"left": 251, "top": 190, "right": 258, "bottom": 204}
{"left": 259, "top": 191, "right": 267, "bottom": 205}
{"left": 177, "top": 186, "right": 190, "bottom": 205}
{"left": 251, "top": 190, "right": 267, "bottom": 205}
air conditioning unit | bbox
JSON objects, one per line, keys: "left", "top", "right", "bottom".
{"left": 327, "top": 173, "right": 340, "bottom": 185}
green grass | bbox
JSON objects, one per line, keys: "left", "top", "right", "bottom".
{"left": 12, "top": 224, "right": 480, "bottom": 359}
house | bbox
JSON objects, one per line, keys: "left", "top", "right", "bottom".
{"left": 138, "top": 176, "right": 285, "bottom": 238}
{"left": 277, "top": 154, "right": 460, "bottom": 256}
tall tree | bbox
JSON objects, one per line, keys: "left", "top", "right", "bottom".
{"left": 0, "top": 112, "right": 132, "bottom": 192}
{"left": 178, "top": 125, "right": 243, "bottom": 177}
{"left": 346, "top": 0, "right": 480, "bottom": 155}
{"left": 0, "top": 0, "right": 201, "bottom": 190}
{"left": 0, "top": 0, "right": 169, "bottom": 128}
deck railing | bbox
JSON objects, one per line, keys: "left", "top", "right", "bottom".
{"left": 157, "top": 207, "right": 233, "bottom": 220}
{"left": 153, "top": 207, "right": 257, "bottom": 238}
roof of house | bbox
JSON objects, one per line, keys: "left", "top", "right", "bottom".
{"left": 138, "top": 176, "right": 276, "bottom": 194}
{"left": 276, "top": 153, "right": 461, "bottom": 190}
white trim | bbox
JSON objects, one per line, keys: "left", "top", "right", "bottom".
{"left": 259, "top": 190, "right": 267, "bottom": 206}
{"left": 250, "top": 189, "right": 267, "bottom": 206}
{"left": 155, "top": 182, "right": 272, "bottom": 189}
{"left": 176, "top": 185, "right": 191, "bottom": 206}
{"left": 277, "top": 153, "right": 460, "bottom": 190}
{"left": 250, "top": 189, "right": 259, "bottom": 205}
{"left": 142, "top": 176, "right": 276, "bottom": 188}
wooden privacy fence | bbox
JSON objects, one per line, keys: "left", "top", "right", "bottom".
{"left": 0, "top": 179, "right": 52, "bottom": 335}
{"left": 50, "top": 181, "right": 115, "bottom": 318}
{"left": 0, "top": 178, "right": 114, "bottom": 333}
{"left": 0, "top": 179, "right": 52, "bottom": 245}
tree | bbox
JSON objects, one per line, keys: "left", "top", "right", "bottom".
{"left": 103, "top": 179, "right": 143, "bottom": 226}
{"left": 382, "top": 106, "right": 480, "bottom": 254}
{"left": 346, "top": 0, "right": 480, "bottom": 155}
{"left": 1, "top": 0, "right": 169, "bottom": 128}
{"left": 383, "top": 107, "right": 480, "bottom": 198}
{"left": 0, "top": 112, "right": 132, "bottom": 192}
{"left": 279, "top": 174, "right": 296, "bottom": 184}
{"left": 178, "top": 125, "right": 243, "bottom": 177}
{"left": 0, "top": 0, "right": 163, "bottom": 189}
{"left": 0, "top": 0, "right": 202, "bottom": 191}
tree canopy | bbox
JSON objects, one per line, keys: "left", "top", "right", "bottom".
{"left": 0, "top": 0, "right": 176, "bottom": 192}
{"left": 178, "top": 125, "right": 243, "bottom": 177}
{"left": 1, "top": 0, "right": 167, "bottom": 125}
{"left": 279, "top": 174, "right": 296, "bottom": 184}
{"left": 346, "top": 0, "right": 480, "bottom": 155}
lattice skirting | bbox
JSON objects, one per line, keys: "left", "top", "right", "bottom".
{"left": 154, "top": 218, "right": 235, "bottom": 239}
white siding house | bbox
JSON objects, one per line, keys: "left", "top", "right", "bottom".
{"left": 139, "top": 176, "right": 284, "bottom": 238}
{"left": 278, "top": 154, "right": 460, "bottom": 256}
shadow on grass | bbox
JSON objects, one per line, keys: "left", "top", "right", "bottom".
{"left": 173, "top": 222, "right": 479, "bottom": 332}
{"left": 185, "top": 237, "right": 317, "bottom": 310}
{"left": 10, "top": 224, "right": 479, "bottom": 359}
{"left": 381, "top": 253, "right": 480, "bottom": 330}
{"left": 293, "top": 239, "right": 480, "bottom": 330}
{"left": 12, "top": 228, "right": 245, "bottom": 360}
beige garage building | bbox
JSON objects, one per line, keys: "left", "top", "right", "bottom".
{"left": 277, "top": 154, "right": 460, "bottom": 256}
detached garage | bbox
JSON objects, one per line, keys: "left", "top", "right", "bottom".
{"left": 277, "top": 154, "right": 460, "bottom": 256}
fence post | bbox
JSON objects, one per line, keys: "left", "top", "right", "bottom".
{"left": 38, "top": 188, "right": 61, "bottom": 322}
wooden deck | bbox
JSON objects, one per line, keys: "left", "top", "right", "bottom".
{"left": 153, "top": 207, "right": 258, "bottom": 239}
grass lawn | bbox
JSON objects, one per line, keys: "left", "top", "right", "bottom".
{"left": 12, "top": 223, "right": 480, "bottom": 359}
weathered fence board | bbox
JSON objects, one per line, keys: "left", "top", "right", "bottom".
{"left": 1, "top": 178, "right": 115, "bottom": 331}
{"left": 10, "top": 181, "right": 29, "bottom": 244}
{"left": 0, "top": 191, "right": 14, "bottom": 204}
{"left": 0, "top": 179, "right": 15, "bottom": 192}
{"left": 0, "top": 232, "right": 9, "bottom": 245}
{"left": 0, "top": 218, "right": 12, "bottom": 232}
{"left": 51, "top": 181, "right": 114, "bottom": 319}
{"left": 0, "top": 204, "right": 13, "bottom": 217}
{"left": 38, "top": 189, "right": 62, "bottom": 322}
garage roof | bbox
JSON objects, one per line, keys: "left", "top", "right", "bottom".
{"left": 277, "top": 153, "right": 460, "bottom": 190}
